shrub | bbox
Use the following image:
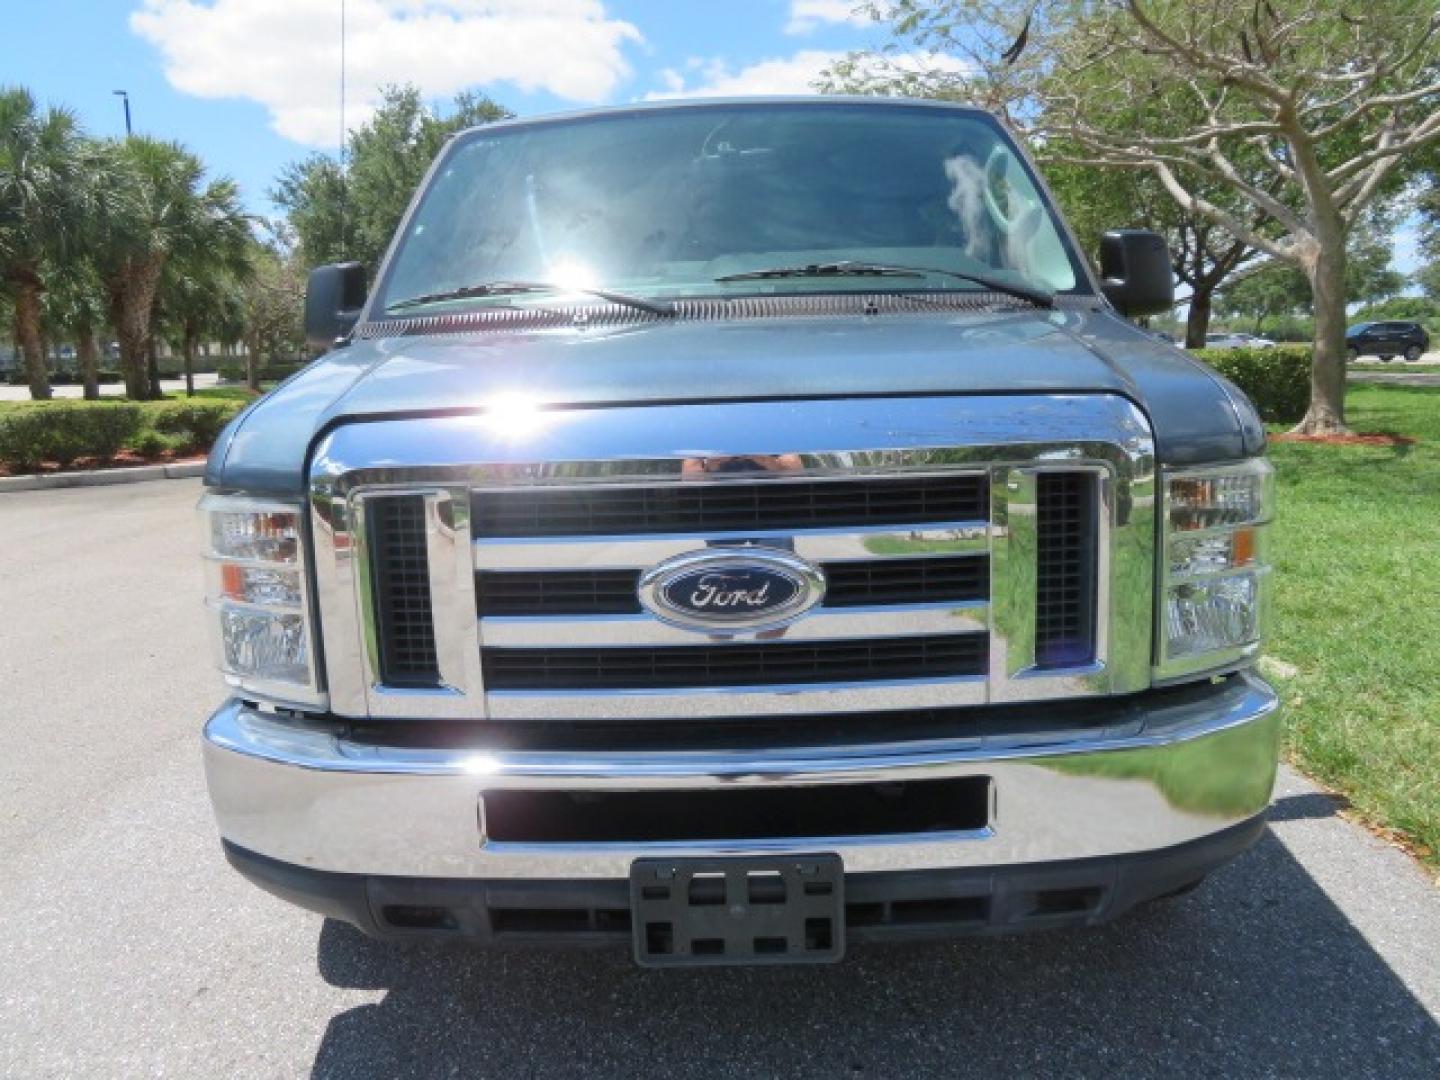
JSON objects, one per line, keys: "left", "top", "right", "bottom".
{"left": 1191, "top": 345, "right": 1311, "bottom": 424}
{"left": 217, "top": 360, "right": 305, "bottom": 383}
{"left": 129, "top": 429, "right": 180, "bottom": 458}
{"left": 149, "top": 400, "right": 246, "bottom": 451}
{"left": 0, "top": 402, "right": 145, "bottom": 469}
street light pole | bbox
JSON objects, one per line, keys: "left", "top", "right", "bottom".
{"left": 112, "top": 90, "right": 132, "bottom": 137}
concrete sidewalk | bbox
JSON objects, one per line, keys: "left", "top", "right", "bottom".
{"left": 0, "top": 372, "right": 223, "bottom": 401}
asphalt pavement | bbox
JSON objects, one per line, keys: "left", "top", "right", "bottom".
{"left": 2, "top": 480, "right": 1438, "bottom": 1078}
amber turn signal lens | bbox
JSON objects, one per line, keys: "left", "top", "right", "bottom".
{"left": 220, "top": 562, "right": 247, "bottom": 600}
{"left": 1231, "top": 527, "right": 1256, "bottom": 567}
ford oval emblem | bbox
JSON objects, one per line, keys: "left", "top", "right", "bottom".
{"left": 638, "top": 548, "right": 826, "bottom": 632}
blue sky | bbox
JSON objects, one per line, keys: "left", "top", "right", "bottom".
{"left": 5, "top": 0, "right": 1422, "bottom": 280}
{"left": 7, "top": 1, "right": 913, "bottom": 216}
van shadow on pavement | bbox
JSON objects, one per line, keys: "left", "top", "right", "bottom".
{"left": 310, "top": 801, "right": 1440, "bottom": 1078}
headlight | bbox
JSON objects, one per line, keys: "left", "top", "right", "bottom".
{"left": 199, "top": 494, "right": 325, "bottom": 709}
{"left": 1157, "top": 459, "right": 1274, "bottom": 680}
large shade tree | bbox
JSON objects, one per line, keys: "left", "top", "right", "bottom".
{"left": 273, "top": 85, "right": 511, "bottom": 272}
{"left": 1218, "top": 238, "right": 1403, "bottom": 337}
{"left": 820, "top": 21, "right": 1270, "bottom": 348}
{"left": 834, "top": 0, "right": 1440, "bottom": 433}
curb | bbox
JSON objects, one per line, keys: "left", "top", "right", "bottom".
{"left": 0, "top": 461, "right": 205, "bottom": 494}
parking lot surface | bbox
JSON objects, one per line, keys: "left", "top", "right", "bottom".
{"left": 2, "top": 480, "right": 1438, "bottom": 1078}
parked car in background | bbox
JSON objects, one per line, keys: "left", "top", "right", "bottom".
{"left": 1200, "top": 332, "right": 1273, "bottom": 349}
{"left": 1346, "top": 321, "right": 1430, "bottom": 362}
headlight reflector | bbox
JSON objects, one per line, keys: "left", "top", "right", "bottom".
{"left": 200, "top": 495, "right": 324, "bottom": 708}
{"left": 216, "top": 608, "right": 311, "bottom": 685}
{"left": 1158, "top": 459, "right": 1273, "bottom": 679}
{"left": 1164, "top": 573, "right": 1262, "bottom": 659}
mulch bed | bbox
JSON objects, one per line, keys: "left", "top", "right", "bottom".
{"left": 1270, "top": 432, "right": 1416, "bottom": 447}
{"left": 0, "top": 451, "right": 206, "bottom": 478}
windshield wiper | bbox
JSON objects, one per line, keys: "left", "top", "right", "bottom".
{"left": 385, "top": 280, "right": 675, "bottom": 317}
{"left": 714, "top": 260, "right": 1054, "bottom": 308}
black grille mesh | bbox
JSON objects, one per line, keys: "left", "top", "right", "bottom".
{"left": 478, "top": 569, "right": 641, "bottom": 616}
{"left": 1034, "top": 472, "right": 1097, "bottom": 669}
{"left": 483, "top": 634, "right": 987, "bottom": 691}
{"left": 368, "top": 495, "right": 440, "bottom": 686}
{"left": 472, "top": 476, "right": 988, "bottom": 538}
{"left": 820, "top": 557, "right": 988, "bottom": 608}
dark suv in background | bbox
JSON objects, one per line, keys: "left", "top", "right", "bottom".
{"left": 1347, "top": 321, "right": 1430, "bottom": 362}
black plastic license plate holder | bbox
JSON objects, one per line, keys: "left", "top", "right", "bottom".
{"left": 630, "top": 854, "right": 845, "bottom": 967}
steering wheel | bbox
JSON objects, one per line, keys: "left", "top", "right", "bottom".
{"left": 982, "top": 144, "right": 1041, "bottom": 242}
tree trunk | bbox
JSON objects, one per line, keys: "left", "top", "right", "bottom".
{"left": 111, "top": 257, "right": 164, "bottom": 400}
{"left": 183, "top": 323, "right": 197, "bottom": 397}
{"left": 1184, "top": 289, "right": 1213, "bottom": 349}
{"left": 146, "top": 334, "right": 162, "bottom": 400}
{"left": 1293, "top": 234, "right": 1350, "bottom": 435}
{"left": 245, "top": 333, "right": 262, "bottom": 393}
{"left": 77, "top": 319, "right": 100, "bottom": 399}
{"left": 13, "top": 280, "right": 52, "bottom": 400}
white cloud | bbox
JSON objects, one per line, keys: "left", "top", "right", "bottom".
{"left": 130, "top": 0, "right": 642, "bottom": 146}
{"left": 785, "top": 0, "right": 869, "bottom": 35}
{"left": 647, "top": 51, "right": 847, "bottom": 100}
{"left": 646, "top": 49, "right": 973, "bottom": 100}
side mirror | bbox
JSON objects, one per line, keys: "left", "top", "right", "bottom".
{"left": 1098, "top": 230, "right": 1174, "bottom": 318}
{"left": 304, "top": 262, "right": 367, "bottom": 353}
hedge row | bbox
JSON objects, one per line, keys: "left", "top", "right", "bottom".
{"left": 0, "top": 399, "right": 246, "bottom": 471}
{"left": 216, "top": 362, "right": 305, "bottom": 383}
{"left": 1190, "top": 344, "right": 1311, "bottom": 425}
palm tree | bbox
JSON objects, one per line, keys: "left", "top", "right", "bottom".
{"left": 46, "top": 264, "right": 109, "bottom": 398}
{"left": 0, "top": 87, "right": 89, "bottom": 400}
{"left": 94, "top": 138, "right": 252, "bottom": 399}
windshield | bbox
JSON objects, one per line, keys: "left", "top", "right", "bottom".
{"left": 373, "top": 104, "right": 1087, "bottom": 316}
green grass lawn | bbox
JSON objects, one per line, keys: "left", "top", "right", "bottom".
{"left": 1267, "top": 382, "right": 1440, "bottom": 867}
{"left": 1350, "top": 363, "right": 1440, "bottom": 376}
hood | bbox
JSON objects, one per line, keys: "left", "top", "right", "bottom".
{"left": 208, "top": 307, "right": 1261, "bottom": 495}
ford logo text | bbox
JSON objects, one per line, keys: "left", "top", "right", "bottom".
{"left": 638, "top": 548, "right": 826, "bottom": 632}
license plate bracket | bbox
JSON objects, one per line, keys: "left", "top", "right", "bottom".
{"left": 630, "top": 854, "right": 845, "bottom": 967}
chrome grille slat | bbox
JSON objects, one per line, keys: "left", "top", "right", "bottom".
{"left": 480, "top": 602, "right": 988, "bottom": 648}
{"left": 473, "top": 521, "right": 989, "bottom": 572}
{"left": 475, "top": 556, "right": 988, "bottom": 618}
{"left": 485, "top": 676, "right": 990, "bottom": 720}
{"left": 472, "top": 475, "right": 988, "bottom": 538}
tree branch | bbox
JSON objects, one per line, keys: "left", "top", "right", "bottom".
{"left": 1149, "top": 159, "right": 1297, "bottom": 263}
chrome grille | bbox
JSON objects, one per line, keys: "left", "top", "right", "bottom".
{"left": 307, "top": 395, "right": 1157, "bottom": 721}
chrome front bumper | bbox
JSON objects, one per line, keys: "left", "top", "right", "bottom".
{"left": 204, "top": 673, "right": 1279, "bottom": 881}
